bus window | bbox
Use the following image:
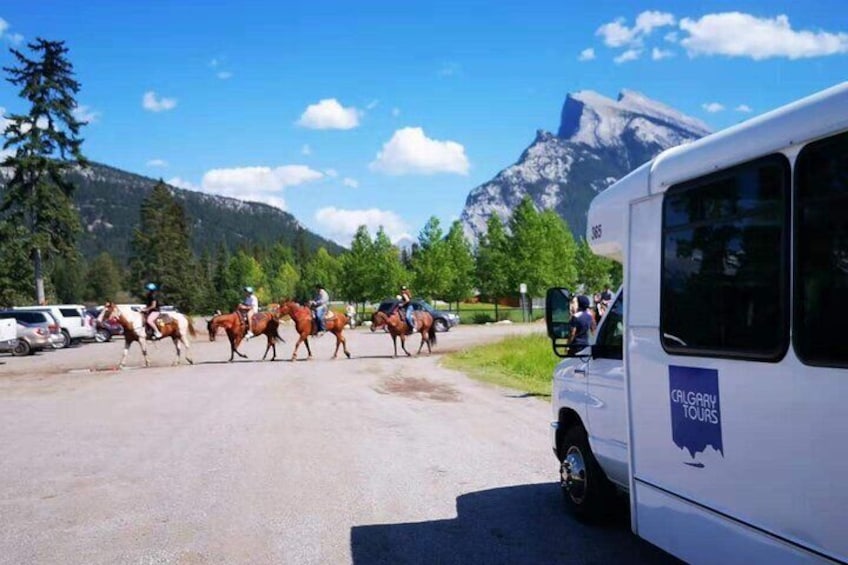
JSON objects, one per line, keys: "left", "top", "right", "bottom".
{"left": 660, "top": 155, "right": 790, "bottom": 360}
{"left": 794, "top": 130, "right": 848, "bottom": 367}
{"left": 595, "top": 294, "right": 623, "bottom": 360}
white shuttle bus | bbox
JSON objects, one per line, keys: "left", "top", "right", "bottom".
{"left": 546, "top": 82, "right": 848, "bottom": 563}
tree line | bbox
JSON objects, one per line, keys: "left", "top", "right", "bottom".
{"left": 0, "top": 38, "right": 621, "bottom": 313}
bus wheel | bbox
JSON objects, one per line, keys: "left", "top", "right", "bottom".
{"left": 560, "top": 425, "right": 615, "bottom": 522}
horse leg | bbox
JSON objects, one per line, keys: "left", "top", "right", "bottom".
{"left": 304, "top": 336, "right": 312, "bottom": 360}
{"left": 391, "top": 334, "right": 398, "bottom": 357}
{"left": 262, "top": 335, "right": 272, "bottom": 361}
{"left": 400, "top": 335, "right": 411, "bottom": 357}
{"left": 119, "top": 339, "right": 131, "bottom": 369}
{"left": 172, "top": 335, "right": 181, "bottom": 366}
{"left": 139, "top": 337, "right": 150, "bottom": 367}
{"left": 291, "top": 335, "right": 303, "bottom": 360}
{"left": 417, "top": 331, "right": 426, "bottom": 355}
{"left": 182, "top": 335, "right": 194, "bottom": 365}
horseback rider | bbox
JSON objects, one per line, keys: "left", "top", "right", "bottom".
{"left": 140, "top": 282, "right": 162, "bottom": 339}
{"left": 310, "top": 283, "right": 329, "bottom": 336}
{"left": 398, "top": 285, "right": 415, "bottom": 333}
{"left": 238, "top": 286, "right": 258, "bottom": 339}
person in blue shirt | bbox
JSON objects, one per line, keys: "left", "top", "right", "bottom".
{"left": 568, "top": 295, "right": 595, "bottom": 354}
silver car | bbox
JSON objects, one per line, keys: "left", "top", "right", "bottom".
{"left": 0, "top": 321, "right": 55, "bottom": 356}
{"left": 0, "top": 310, "right": 64, "bottom": 353}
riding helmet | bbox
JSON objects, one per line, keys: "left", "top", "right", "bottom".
{"left": 145, "top": 282, "right": 157, "bottom": 291}
{"left": 401, "top": 285, "right": 408, "bottom": 290}
{"left": 244, "top": 286, "right": 254, "bottom": 293}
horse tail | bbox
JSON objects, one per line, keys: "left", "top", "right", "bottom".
{"left": 428, "top": 319, "right": 437, "bottom": 346}
{"left": 186, "top": 315, "right": 197, "bottom": 338}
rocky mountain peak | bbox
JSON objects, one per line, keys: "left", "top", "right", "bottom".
{"left": 461, "top": 89, "right": 712, "bottom": 242}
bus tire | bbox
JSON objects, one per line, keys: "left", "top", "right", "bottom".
{"left": 559, "top": 424, "right": 616, "bottom": 522}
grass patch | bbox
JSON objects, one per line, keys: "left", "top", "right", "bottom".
{"left": 443, "top": 333, "right": 557, "bottom": 397}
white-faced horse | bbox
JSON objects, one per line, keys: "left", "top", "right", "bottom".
{"left": 100, "top": 302, "right": 196, "bottom": 368}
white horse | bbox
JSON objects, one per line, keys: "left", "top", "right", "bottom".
{"left": 100, "top": 303, "right": 195, "bottom": 368}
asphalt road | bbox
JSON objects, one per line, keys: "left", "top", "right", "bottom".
{"left": 0, "top": 323, "right": 675, "bottom": 564}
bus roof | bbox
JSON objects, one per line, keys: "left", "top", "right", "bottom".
{"left": 587, "top": 81, "right": 848, "bottom": 261}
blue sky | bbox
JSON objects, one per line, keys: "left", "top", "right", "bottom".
{"left": 2, "top": 1, "right": 847, "bottom": 246}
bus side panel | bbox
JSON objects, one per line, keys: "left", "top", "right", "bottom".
{"left": 633, "top": 481, "right": 830, "bottom": 564}
{"left": 626, "top": 197, "right": 848, "bottom": 561}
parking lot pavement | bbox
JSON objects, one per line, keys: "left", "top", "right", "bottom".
{"left": 0, "top": 323, "right": 674, "bottom": 564}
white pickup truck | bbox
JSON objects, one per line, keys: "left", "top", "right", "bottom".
{"left": 546, "top": 287, "right": 626, "bottom": 522}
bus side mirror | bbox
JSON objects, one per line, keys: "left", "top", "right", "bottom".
{"left": 545, "top": 287, "right": 574, "bottom": 358}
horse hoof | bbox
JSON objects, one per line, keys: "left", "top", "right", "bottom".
{"left": 345, "top": 352, "right": 352, "bottom": 359}
{"left": 187, "top": 359, "right": 194, "bottom": 365}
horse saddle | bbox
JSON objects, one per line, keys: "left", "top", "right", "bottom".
{"left": 324, "top": 311, "right": 336, "bottom": 320}
{"left": 156, "top": 314, "right": 174, "bottom": 326}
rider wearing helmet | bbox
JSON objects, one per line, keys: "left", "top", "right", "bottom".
{"left": 238, "top": 286, "right": 259, "bottom": 339}
{"left": 310, "top": 283, "right": 330, "bottom": 335}
{"left": 141, "top": 282, "right": 162, "bottom": 339}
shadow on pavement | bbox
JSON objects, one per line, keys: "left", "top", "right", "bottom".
{"left": 350, "top": 482, "right": 679, "bottom": 565}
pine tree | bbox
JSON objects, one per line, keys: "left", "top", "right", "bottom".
{"left": 85, "top": 251, "right": 123, "bottom": 302}
{"left": 339, "top": 225, "right": 374, "bottom": 304}
{"left": 129, "top": 181, "right": 203, "bottom": 312}
{"left": 1, "top": 39, "right": 88, "bottom": 304}
{"left": 0, "top": 222, "right": 35, "bottom": 307}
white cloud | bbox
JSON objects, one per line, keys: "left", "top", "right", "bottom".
{"left": 680, "top": 12, "right": 848, "bottom": 60}
{"left": 209, "top": 58, "right": 219, "bottom": 68}
{"left": 614, "top": 49, "right": 642, "bottom": 64}
{"left": 20, "top": 116, "right": 49, "bottom": 134}
{"left": 391, "top": 107, "right": 401, "bottom": 117}
{"left": 635, "top": 11, "right": 676, "bottom": 35}
{"left": 369, "top": 127, "right": 469, "bottom": 176}
{"left": 168, "top": 164, "right": 323, "bottom": 210}
{"left": 296, "top": 98, "right": 360, "bottom": 130}
{"left": 202, "top": 165, "right": 323, "bottom": 193}
{"left": 597, "top": 11, "right": 675, "bottom": 47}
{"left": 578, "top": 48, "right": 596, "bottom": 61}
{"left": 665, "top": 31, "right": 679, "bottom": 43}
{"left": 702, "top": 102, "right": 725, "bottom": 113}
{"left": 314, "top": 207, "right": 409, "bottom": 246}
{"left": 342, "top": 177, "right": 359, "bottom": 188}
{"left": 366, "top": 99, "right": 379, "bottom": 110}
{"left": 0, "top": 106, "right": 11, "bottom": 133}
{"left": 147, "top": 159, "right": 168, "bottom": 167}
{"left": 217, "top": 71, "right": 233, "bottom": 80}
{"left": 324, "top": 168, "right": 338, "bottom": 178}
{"left": 142, "top": 91, "right": 177, "bottom": 112}
{"left": 7, "top": 32, "right": 22, "bottom": 45}
{"left": 0, "top": 18, "right": 8, "bottom": 36}
{"left": 301, "top": 144, "right": 311, "bottom": 156}
{"left": 167, "top": 177, "right": 200, "bottom": 191}
{"left": 735, "top": 104, "right": 753, "bottom": 113}
{"left": 652, "top": 47, "right": 674, "bottom": 60}
{"left": 72, "top": 104, "right": 100, "bottom": 124}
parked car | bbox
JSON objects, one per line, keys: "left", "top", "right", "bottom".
{"left": 0, "top": 311, "right": 64, "bottom": 355}
{"left": 377, "top": 298, "right": 460, "bottom": 332}
{"left": 13, "top": 304, "right": 95, "bottom": 347}
{"left": 85, "top": 306, "right": 124, "bottom": 343}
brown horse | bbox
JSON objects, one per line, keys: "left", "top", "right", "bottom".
{"left": 275, "top": 300, "right": 351, "bottom": 360}
{"left": 101, "top": 302, "right": 196, "bottom": 368}
{"left": 371, "top": 308, "right": 436, "bottom": 357}
{"left": 207, "top": 309, "right": 287, "bottom": 362}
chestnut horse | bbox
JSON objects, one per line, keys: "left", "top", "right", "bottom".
{"left": 275, "top": 300, "right": 351, "bottom": 360}
{"left": 371, "top": 309, "right": 436, "bottom": 357}
{"left": 100, "top": 302, "right": 196, "bottom": 368}
{"left": 207, "top": 310, "right": 286, "bottom": 362}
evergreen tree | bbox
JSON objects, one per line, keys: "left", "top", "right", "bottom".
{"left": 85, "top": 251, "right": 123, "bottom": 302}
{"left": 129, "top": 181, "right": 203, "bottom": 312}
{"left": 212, "top": 242, "right": 231, "bottom": 311}
{"left": 49, "top": 253, "right": 86, "bottom": 303}
{"left": 0, "top": 222, "right": 35, "bottom": 307}
{"left": 442, "top": 220, "right": 475, "bottom": 308}
{"left": 1, "top": 39, "right": 88, "bottom": 304}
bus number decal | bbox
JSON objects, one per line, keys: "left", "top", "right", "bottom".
{"left": 590, "top": 224, "right": 603, "bottom": 240}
